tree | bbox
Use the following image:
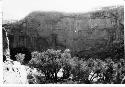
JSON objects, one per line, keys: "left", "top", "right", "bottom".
{"left": 29, "top": 49, "right": 62, "bottom": 83}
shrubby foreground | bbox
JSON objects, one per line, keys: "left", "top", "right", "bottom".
{"left": 3, "top": 49, "right": 125, "bottom": 84}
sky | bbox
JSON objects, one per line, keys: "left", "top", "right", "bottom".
{"left": 2, "top": 0, "right": 124, "bottom": 20}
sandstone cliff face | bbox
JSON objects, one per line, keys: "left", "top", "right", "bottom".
{"left": 5, "top": 6, "right": 124, "bottom": 59}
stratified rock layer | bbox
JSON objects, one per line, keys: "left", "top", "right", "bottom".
{"left": 3, "top": 6, "right": 124, "bottom": 58}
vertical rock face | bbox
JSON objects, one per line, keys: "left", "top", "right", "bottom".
{"left": 4, "top": 6, "right": 124, "bottom": 58}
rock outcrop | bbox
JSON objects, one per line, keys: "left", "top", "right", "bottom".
{"left": 3, "top": 60, "right": 29, "bottom": 84}
{"left": 3, "top": 59, "right": 44, "bottom": 84}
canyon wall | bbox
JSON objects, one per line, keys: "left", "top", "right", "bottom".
{"left": 4, "top": 6, "right": 124, "bottom": 59}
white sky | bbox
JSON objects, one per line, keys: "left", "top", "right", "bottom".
{"left": 2, "top": 0, "right": 124, "bottom": 20}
